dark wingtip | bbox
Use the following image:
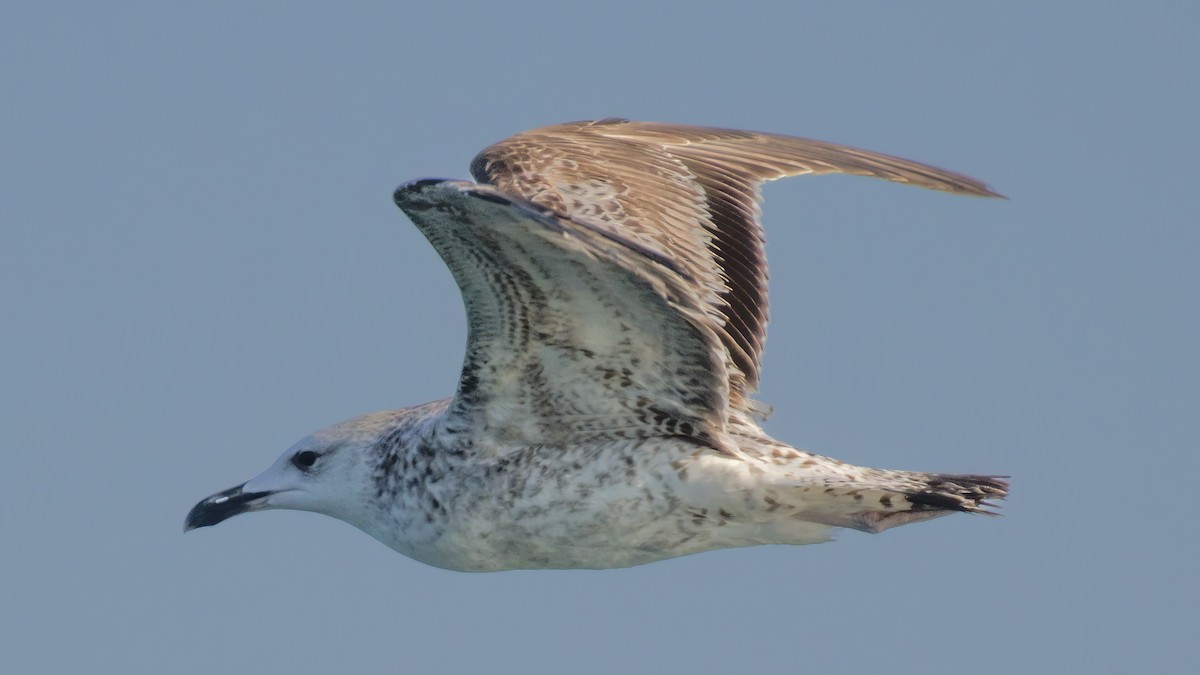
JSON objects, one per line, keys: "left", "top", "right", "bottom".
{"left": 976, "top": 185, "right": 1007, "bottom": 200}
{"left": 937, "top": 177, "right": 1005, "bottom": 200}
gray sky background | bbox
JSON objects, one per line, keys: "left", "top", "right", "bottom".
{"left": 3, "top": 2, "right": 1196, "bottom": 673}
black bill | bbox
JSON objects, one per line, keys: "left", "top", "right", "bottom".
{"left": 184, "top": 484, "right": 272, "bottom": 531}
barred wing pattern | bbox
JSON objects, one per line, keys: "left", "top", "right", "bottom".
{"left": 470, "top": 119, "right": 1000, "bottom": 412}
{"left": 397, "top": 120, "right": 999, "bottom": 453}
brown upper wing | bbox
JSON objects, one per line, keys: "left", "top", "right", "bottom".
{"left": 470, "top": 119, "right": 1000, "bottom": 410}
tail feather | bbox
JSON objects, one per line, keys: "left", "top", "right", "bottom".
{"left": 848, "top": 473, "right": 1009, "bottom": 534}
{"left": 906, "top": 473, "right": 1010, "bottom": 514}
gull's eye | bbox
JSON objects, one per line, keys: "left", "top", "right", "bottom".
{"left": 292, "top": 450, "right": 320, "bottom": 470}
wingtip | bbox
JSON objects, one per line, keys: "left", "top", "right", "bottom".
{"left": 938, "top": 177, "right": 1005, "bottom": 200}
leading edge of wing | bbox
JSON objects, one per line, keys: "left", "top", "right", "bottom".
{"left": 394, "top": 178, "right": 691, "bottom": 280}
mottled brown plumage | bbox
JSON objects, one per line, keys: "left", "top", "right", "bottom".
{"left": 470, "top": 119, "right": 1000, "bottom": 412}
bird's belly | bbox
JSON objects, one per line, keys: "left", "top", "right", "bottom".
{"left": 360, "top": 436, "right": 840, "bottom": 571}
{"left": 383, "top": 440, "right": 737, "bottom": 571}
{"left": 419, "top": 504, "right": 703, "bottom": 571}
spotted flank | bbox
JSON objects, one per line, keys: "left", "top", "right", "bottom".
{"left": 186, "top": 119, "right": 1007, "bottom": 571}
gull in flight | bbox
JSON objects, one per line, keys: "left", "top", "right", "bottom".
{"left": 186, "top": 119, "right": 1007, "bottom": 571}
